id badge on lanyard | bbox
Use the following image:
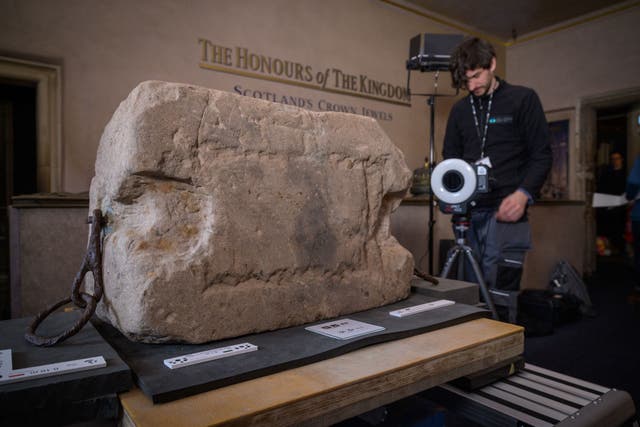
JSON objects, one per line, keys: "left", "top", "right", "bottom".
{"left": 469, "top": 91, "right": 493, "bottom": 161}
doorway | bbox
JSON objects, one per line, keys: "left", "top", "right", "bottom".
{"left": 594, "top": 106, "right": 629, "bottom": 258}
{"left": 0, "top": 79, "right": 38, "bottom": 319}
{"left": 578, "top": 87, "right": 640, "bottom": 275}
{"left": 0, "top": 57, "right": 61, "bottom": 319}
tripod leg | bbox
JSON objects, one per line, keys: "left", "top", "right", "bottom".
{"left": 456, "top": 248, "right": 465, "bottom": 281}
{"left": 441, "top": 247, "right": 462, "bottom": 278}
{"left": 463, "top": 247, "right": 499, "bottom": 320}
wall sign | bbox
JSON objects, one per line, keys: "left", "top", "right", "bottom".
{"left": 198, "top": 38, "right": 410, "bottom": 107}
{"left": 232, "top": 84, "right": 393, "bottom": 121}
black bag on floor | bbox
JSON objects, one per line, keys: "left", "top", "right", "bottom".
{"left": 517, "top": 289, "right": 582, "bottom": 336}
{"left": 549, "top": 260, "right": 596, "bottom": 317}
{"left": 517, "top": 290, "right": 557, "bottom": 336}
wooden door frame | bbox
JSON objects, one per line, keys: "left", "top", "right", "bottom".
{"left": 0, "top": 56, "right": 62, "bottom": 192}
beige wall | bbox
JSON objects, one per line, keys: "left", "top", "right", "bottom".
{"left": 524, "top": 203, "right": 586, "bottom": 289}
{"left": 506, "top": 5, "right": 640, "bottom": 112}
{"left": 0, "top": 0, "right": 494, "bottom": 193}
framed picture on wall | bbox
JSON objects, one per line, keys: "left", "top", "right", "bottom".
{"left": 540, "top": 109, "right": 574, "bottom": 200}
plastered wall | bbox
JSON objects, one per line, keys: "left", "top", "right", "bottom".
{"left": 0, "top": 0, "right": 503, "bottom": 193}
{"left": 506, "top": 5, "right": 640, "bottom": 112}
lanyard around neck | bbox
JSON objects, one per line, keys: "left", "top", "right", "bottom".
{"left": 469, "top": 90, "right": 494, "bottom": 159}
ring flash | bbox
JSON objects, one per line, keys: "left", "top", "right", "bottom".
{"left": 430, "top": 158, "right": 490, "bottom": 214}
{"left": 431, "top": 159, "right": 476, "bottom": 204}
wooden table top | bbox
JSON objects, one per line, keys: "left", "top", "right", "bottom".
{"left": 120, "top": 318, "right": 523, "bottom": 427}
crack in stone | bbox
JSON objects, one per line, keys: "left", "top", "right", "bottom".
{"left": 132, "top": 171, "right": 194, "bottom": 186}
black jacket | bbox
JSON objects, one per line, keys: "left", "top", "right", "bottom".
{"left": 443, "top": 78, "right": 552, "bottom": 210}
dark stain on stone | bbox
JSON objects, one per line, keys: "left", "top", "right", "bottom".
{"left": 290, "top": 162, "right": 338, "bottom": 268}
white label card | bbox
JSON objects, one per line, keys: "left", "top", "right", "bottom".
{"left": 389, "top": 299, "right": 455, "bottom": 318}
{"left": 163, "top": 343, "right": 258, "bottom": 369}
{"left": 0, "top": 349, "right": 12, "bottom": 375}
{"left": 305, "top": 319, "right": 385, "bottom": 340}
{"left": 0, "top": 350, "right": 106, "bottom": 385}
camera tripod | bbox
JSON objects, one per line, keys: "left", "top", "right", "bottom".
{"left": 440, "top": 215, "right": 498, "bottom": 320}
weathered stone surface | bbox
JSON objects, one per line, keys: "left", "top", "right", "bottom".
{"left": 89, "top": 80, "right": 413, "bottom": 343}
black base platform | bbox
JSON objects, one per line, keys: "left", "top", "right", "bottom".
{"left": 95, "top": 293, "right": 488, "bottom": 403}
{"left": 0, "top": 311, "right": 133, "bottom": 426}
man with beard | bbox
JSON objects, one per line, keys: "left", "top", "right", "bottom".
{"left": 442, "top": 37, "right": 552, "bottom": 293}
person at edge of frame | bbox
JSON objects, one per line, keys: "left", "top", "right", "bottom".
{"left": 625, "top": 155, "right": 640, "bottom": 294}
{"left": 442, "top": 37, "right": 552, "bottom": 293}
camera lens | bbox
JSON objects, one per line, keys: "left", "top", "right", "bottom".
{"left": 442, "top": 170, "right": 464, "bottom": 192}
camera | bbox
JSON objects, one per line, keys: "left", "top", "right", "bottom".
{"left": 430, "top": 158, "right": 490, "bottom": 214}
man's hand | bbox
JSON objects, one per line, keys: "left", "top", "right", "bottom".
{"left": 496, "top": 190, "right": 529, "bottom": 222}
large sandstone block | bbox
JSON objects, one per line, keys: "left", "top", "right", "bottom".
{"left": 89, "top": 80, "right": 413, "bottom": 343}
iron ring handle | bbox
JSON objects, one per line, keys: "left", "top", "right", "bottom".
{"left": 24, "top": 292, "right": 98, "bottom": 347}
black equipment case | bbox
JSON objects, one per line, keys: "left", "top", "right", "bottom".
{"left": 517, "top": 290, "right": 560, "bottom": 336}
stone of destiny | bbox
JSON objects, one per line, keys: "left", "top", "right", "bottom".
{"left": 89, "top": 81, "right": 413, "bottom": 343}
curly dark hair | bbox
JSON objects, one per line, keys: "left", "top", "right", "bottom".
{"left": 450, "top": 37, "right": 496, "bottom": 89}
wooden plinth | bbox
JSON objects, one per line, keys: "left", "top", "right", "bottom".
{"left": 120, "top": 318, "right": 523, "bottom": 427}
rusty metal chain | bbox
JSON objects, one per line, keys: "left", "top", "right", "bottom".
{"left": 24, "top": 209, "right": 105, "bottom": 347}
